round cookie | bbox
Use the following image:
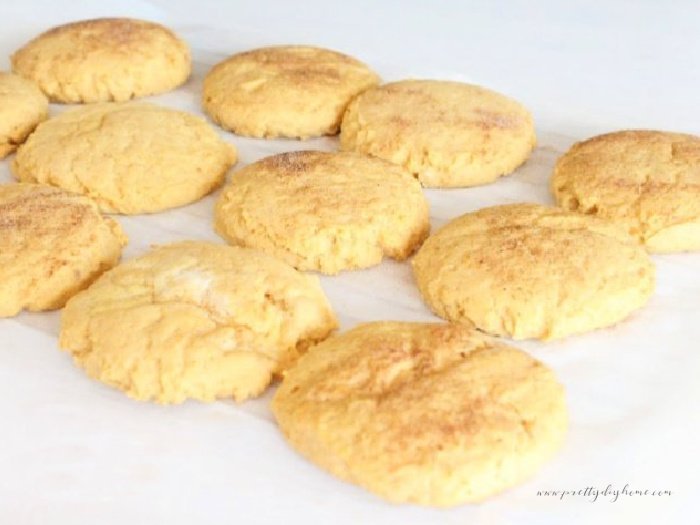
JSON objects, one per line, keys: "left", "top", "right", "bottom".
{"left": 0, "top": 72, "right": 48, "bottom": 158}
{"left": 340, "top": 79, "right": 536, "bottom": 188}
{"left": 12, "top": 102, "right": 237, "bottom": 214}
{"left": 215, "top": 151, "right": 430, "bottom": 274}
{"left": 59, "top": 241, "right": 338, "bottom": 404}
{"left": 552, "top": 130, "right": 700, "bottom": 253}
{"left": 202, "top": 46, "right": 379, "bottom": 138}
{"left": 272, "top": 321, "right": 568, "bottom": 506}
{"left": 11, "top": 18, "right": 191, "bottom": 103}
{"left": 0, "top": 183, "right": 126, "bottom": 317}
{"left": 412, "top": 203, "right": 655, "bottom": 340}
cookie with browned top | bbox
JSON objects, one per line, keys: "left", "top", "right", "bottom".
{"left": 272, "top": 321, "right": 568, "bottom": 506}
{"left": 214, "top": 150, "right": 429, "bottom": 274}
{"left": 0, "top": 183, "right": 126, "bottom": 317}
{"left": 12, "top": 18, "right": 191, "bottom": 103}
{"left": 412, "top": 203, "right": 655, "bottom": 339}
{"left": 202, "top": 46, "right": 379, "bottom": 138}
{"left": 340, "top": 79, "right": 536, "bottom": 187}
{"left": 12, "top": 102, "right": 237, "bottom": 214}
{"left": 0, "top": 72, "right": 48, "bottom": 158}
{"left": 552, "top": 130, "right": 700, "bottom": 252}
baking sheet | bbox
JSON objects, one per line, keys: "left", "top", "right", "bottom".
{"left": 0, "top": 1, "right": 696, "bottom": 523}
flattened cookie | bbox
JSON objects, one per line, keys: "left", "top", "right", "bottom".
{"left": 552, "top": 130, "right": 700, "bottom": 252}
{"left": 60, "top": 241, "right": 338, "bottom": 404}
{"left": 12, "top": 18, "right": 191, "bottom": 103}
{"left": 272, "top": 322, "right": 568, "bottom": 506}
{"left": 215, "top": 151, "right": 430, "bottom": 274}
{"left": 340, "top": 79, "right": 536, "bottom": 187}
{"left": 0, "top": 183, "right": 126, "bottom": 317}
{"left": 12, "top": 103, "right": 237, "bottom": 214}
{"left": 0, "top": 72, "right": 48, "bottom": 158}
{"left": 202, "top": 46, "right": 379, "bottom": 138}
{"left": 412, "top": 204, "right": 655, "bottom": 340}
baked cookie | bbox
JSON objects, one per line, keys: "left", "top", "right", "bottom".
{"left": 552, "top": 130, "right": 700, "bottom": 253}
{"left": 60, "top": 241, "right": 338, "bottom": 404}
{"left": 412, "top": 204, "right": 655, "bottom": 340}
{"left": 11, "top": 18, "right": 190, "bottom": 103}
{"left": 272, "top": 321, "right": 567, "bottom": 506}
{"left": 12, "top": 102, "right": 237, "bottom": 214}
{"left": 340, "top": 79, "right": 536, "bottom": 188}
{"left": 202, "top": 46, "right": 379, "bottom": 138}
{"left": 214, "top": 151, "right": 430, "bottom": 274}
{"left": 0, "top": 183, "right": 126, "bottom": 317}
{"left": 0, "top": 72, "right": 48, "bottom": 158}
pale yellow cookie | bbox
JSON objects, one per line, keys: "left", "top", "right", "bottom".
{"left": 12, "top": 102, "right": 237, "bottom": 214}
{"left": 202, "top": 46, "right": 379, "bottom": 138}
{"left": 340, "top": 79, "right": 536, "bottom": 188}
{"left": 0, "top": 183, "right": 126, "bottom": 317}
{"left": 412, "top": 204, "right": 655, "bottom": 340}
{"left": 272, "top": 321, "right": 567, "bottom": 506}
{"left": 214, "top": 151, "right": 429, "bottom": 274}
{"left": 552, "top": 130, "right": 700, "bottom": 253}
{"left": 12, "top": 18, "right": 191, "bottom": 103}
{"left": 0, "top": 72, "right": 48, "bottom": 158}
{"left": 60, "top": 241, "right": 338, "bottom": 404}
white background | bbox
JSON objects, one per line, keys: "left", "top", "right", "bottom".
{"left": 0, "top": 1, "right": 698, "bottom": 523}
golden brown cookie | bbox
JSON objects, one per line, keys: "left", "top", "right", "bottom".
{"left": 12, "top": 102, "right": 237, "bottom": 214}
{"left": 11, "top": 18, "right": 191, "bottom": 103}
{"left": 340, "top": 79, "right": 536, "bottom": 187}
{"left": 412, "top": 203, "right": 655, "bottom": 340}
{"left": 202, "top": 46, "right": 379, "bottom": 138}
{"left": 552, "top": 130, "right": 700, "bottom": 252}
{"left": 0, "top": 183, "right": 126, "bottom": 317}
{"left": 59, "top": 241, "right": 338, "bottom": 404}
{"left": 214, "top": 151, "right": 430, "bottom": 274}
{"left": 0, "top": 72, "right": 48, "bottom": 158}
{"left": 272, "top": 321, "right": 568, "bottom": 506}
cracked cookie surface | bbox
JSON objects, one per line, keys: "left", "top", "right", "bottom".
{"left": 59, "top": 241, "right": 338, "bottom": 403}
{"left": 272, "top": 321, "right": 567, "bottom": 506}
{"left": 12, "top": 18, "right": 191, "bottom": 103}
{"left": 202, "top": 46, "right": 379, "bottom": 138}
{"left": 12, "top": 102, "right": 237, "bottom": 214}
{"left": 552, "top": 130, "right": 700, "bottom": 252}
{"left": 0, "top": 72, "right": 48, "bottom": 158}
{"left": 339, "top": 80, "right": 536, "bottom": 187}
{"left": 412, "top": 203, "right": 655, "bottom": 340}
{"left": 214, "top": 151, "right": 430, "bottom": 274}
{"left": 0, "top": 183, "right": 126, "bottom": 317}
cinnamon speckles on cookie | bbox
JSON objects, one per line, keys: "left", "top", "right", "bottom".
{"left": 11, "top": 18, "right": 191, "bottom": 103}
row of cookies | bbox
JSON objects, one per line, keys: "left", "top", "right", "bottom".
{"left": 2, "top": 16, "right": 697, "bottom": 509}
{"left": 7, "top": 17, "right": 537, "bottom": 190}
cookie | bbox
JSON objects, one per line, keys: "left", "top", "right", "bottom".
{"left": 272, "top": 321, "right": 567, "bottom": 506}
{"left": 11, "top": 18, "right": 191, "bottom": 103}
{"left": 0, "top": 72, "right": 48, "bottom": 158}
{"left": 214, "top": 151, "right": 430, "bottom": 274}
{"left": 412, "top": 204, "right": 655, "bottom": 340}
{"left": 340, "top": 79, "right": 536, "bottom": 187}
{"left": 552, "top": 130, "right": 700, "bottom": 253}
{"left": 59, "top": 241, "right": 338, "bottom": 404}
{"left": 202, "top": 46, "right": 379, "bottom": 138}
{"left": 0, "top": 183, "right": 126, "bottom": 317}
{"left": 12, "top": 102, "right": 237, "bottom": 214}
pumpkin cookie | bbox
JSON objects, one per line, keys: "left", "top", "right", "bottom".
{"left": 202, "top": 46, "right": 379, "bottom": 138}
{"left": 272, "top": 321, "right": 568, "bottom": 506}
{"left": 215, "top": 151, "right": 429, "bottom": 274}
{"left": 552, "top": 130, "right": 700, "bottom": 252}
{"left": 12, "top": 18, "right": 190, "bottom": 103}
{"left": 412, "top": 203, "right": 655, "bottom": 339}
{"left": 60, "top": 241, "right": 338, "bottom": 403}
